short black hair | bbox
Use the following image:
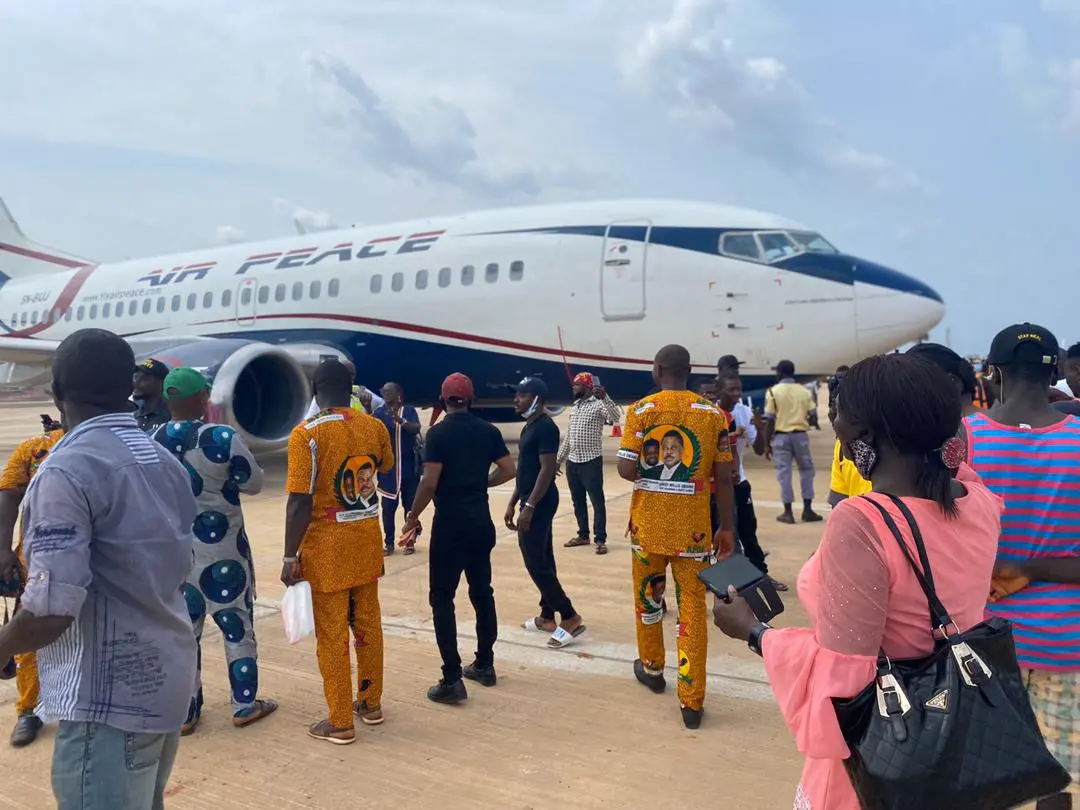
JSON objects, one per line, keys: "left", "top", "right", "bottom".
{"left": 1067, "top": 342, "right": 1080, "bottom": 361}
{"left": 906, "top": 343, "right": 975, "bottom": 396}
{"left": 52, "top": 329, "right": 135, "bottom": 411}
{"left": 313, "top": 359, "right": 353, "bottom": 403}
{"left": 655, "top": 344, "right": 691, "bottom": 373}
{"left": 776, "top": 359, "right": 795, "bottom": 377}
{"left": 839, "top": 353, "right": 963, "bottom": 516}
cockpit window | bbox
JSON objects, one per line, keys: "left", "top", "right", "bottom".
{"left": 720, "top": 233, "right": 762, "bottom": 261}
{"left": 788, "top": 231, "right": 839, "bottom": 253}
{"left": 757, "top": 231, "right": 799, "bottom": 261}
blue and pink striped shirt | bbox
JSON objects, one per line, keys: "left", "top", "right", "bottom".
{"left": 967, "top": 412, "right": 1080, "bottom": 671}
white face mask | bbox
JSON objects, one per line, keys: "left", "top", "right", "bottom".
{"left": 522, "top": 395, "right": 540, "bottom": 419}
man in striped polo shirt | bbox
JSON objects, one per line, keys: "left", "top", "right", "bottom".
{"left": 966, "top": 323, "right": 1080, "bottom": 810}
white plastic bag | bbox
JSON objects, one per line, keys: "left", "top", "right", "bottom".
{"left": 281, "top": 581, "right": 315, "bottom": 644}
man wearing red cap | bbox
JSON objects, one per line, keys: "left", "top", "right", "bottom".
{"left": 403, "top": 373, "right": 516, "bottom": 705}
{"left": 558, "top": 371, "right": 622, "bottom": 555}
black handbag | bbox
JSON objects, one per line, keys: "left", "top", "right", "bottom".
{"left": 832, "top": 494, "right": 1071, "bottom": 809}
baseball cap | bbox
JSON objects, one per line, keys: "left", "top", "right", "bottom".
{"left": 163, "top": 367, "right": 209, "bottom": 400}
{"left": 906, "top": 343, "right": 973, "bottom": 395}
{"left": 987, "top": 323, "right": 1060, "bottom": 367}
{"left": 440, "top": 372, "right": 474, "bottom": 402}
{"left": 716, "top": 354, "right": 743, "bottom": 370}
{"left": 512, "top": 376, "right": 549, "bottom": 398}
{"left": 135, "top": 358, "right": 169, "bottom": 380}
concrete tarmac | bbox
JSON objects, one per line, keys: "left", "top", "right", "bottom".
{"left": 0, "top": 402, "right": 840, "bottom": 809}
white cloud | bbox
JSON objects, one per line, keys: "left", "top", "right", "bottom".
{"left": 620, "top": 0, "right": 922, "bottom": 193}
{"left": 272, "top": 198, "right": 338, "bottom": 233}
{"left": 214, "top": 225, "right": 246, "bottom": 244}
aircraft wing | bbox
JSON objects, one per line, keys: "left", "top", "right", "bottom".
{"left": 0, "top": 337, "right": 60, "bottom": 365}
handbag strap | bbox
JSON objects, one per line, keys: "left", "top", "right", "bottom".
{"left": 861, "top": 495, "right": 956, "bottom": 636}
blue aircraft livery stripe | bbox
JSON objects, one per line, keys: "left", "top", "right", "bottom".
{"left": 459, "top": 224, "right": 942, "bottom": 302}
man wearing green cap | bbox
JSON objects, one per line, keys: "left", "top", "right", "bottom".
{"left": 152, "top": 367, "right": 278, "bottom": 735}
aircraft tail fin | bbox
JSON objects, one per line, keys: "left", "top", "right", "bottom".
{"left": 0, "top": 197, "right": 93, "bottom": 278}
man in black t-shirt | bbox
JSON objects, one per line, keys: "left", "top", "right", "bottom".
{"left": 504, "top": 377, "right": 586, "bottom": 649}
{"left": 403, "top": 373, "right": 516, "bottom": 705}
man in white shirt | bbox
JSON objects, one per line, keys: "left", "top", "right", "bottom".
{"left": 717, "top": 372, "right": 786, "bottom": 590}
{"left": 302, "top": 360, "right": 384, "bottom": 420}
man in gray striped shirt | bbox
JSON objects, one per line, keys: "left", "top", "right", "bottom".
{"left": 0, "top": 330, "right": 197, "bottom": 810}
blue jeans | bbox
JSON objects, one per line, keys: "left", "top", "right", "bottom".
{"left": 52, "top": 721, "right": 180, "bottom": 810}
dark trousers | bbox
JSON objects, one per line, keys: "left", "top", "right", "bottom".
{"left": 735, "top": 479, "right": 768, "bottom": 575}
{"left": 428, "top": 514, "right": 498, "bottom": 684}
{"left": 566, "top": 457, "right": 607, "bottom": 544}
{"left": 518, "top": 498, "right": 576, "bottom": 621}
{"left": 381, "top": 475, "right": 419, "bottom": 549}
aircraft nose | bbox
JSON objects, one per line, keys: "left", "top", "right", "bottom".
{"left": 854, "top": 261, "right": 945, "bottom": 353}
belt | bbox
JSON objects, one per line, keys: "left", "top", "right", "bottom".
{"left": 774, "top": 430, "right": 806, "bottom": 435}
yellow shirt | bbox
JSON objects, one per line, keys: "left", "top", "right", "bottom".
{"left": 765, "top": 380, "right": 815, "bottom": 433}
{"left": 0, "top": 430, "right": 64, "bottom": 558}
{"left": 618, "top": 390, "right": 733, "bottom": 558}
{"left": 287, "top": 408, "right": 393, "bottom": 593}
{"left": 829, "top": 439, "right": 872, "bottom": 499}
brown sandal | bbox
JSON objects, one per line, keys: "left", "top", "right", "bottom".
{"left": 564, "top": 536, "right": 590, "bottom": 548}
{"left": 232, "top": 698, "right": 279, "bottom": 728}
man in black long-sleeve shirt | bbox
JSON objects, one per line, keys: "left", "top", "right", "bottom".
{"left": 403, "top": 374, "right": 516, "bottom": 705}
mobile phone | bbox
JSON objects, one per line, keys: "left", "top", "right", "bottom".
{"left": 698, "top": 554, "right": 785, "bottom": 622}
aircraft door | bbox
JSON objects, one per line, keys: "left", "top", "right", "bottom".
{"left": 235, "top": 279, "right": 257, "bottom": 326}
{"left": 600, "top": 220, "right": 649, "bottom": 321}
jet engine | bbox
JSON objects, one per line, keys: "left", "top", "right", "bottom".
{"left": 136, "top": 338, "right": 323, "bottom": 453}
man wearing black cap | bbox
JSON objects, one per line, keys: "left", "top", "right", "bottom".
{"left": 506, "top": 377, "right": 586, "bottom": 649}
{"left": 717, "top": 355, "right": 742, "bottom": 376}
{"left": 966, "top": 323, "right": 1080, "bottom": 809}
{"left": 132, "top": 358, "right": 171, "bottom": 433}
{"left": 402, "top": 373, "right": 516, "bottom": 704}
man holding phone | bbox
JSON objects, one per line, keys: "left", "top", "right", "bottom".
{"left": 617, "top": 344, "right": 736, "bottom": 729}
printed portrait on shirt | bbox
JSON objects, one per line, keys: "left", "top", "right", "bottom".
{"left": 334, "top": 455, "right": 380, "bottom": 515}
{"left": 639, "top": 426, "right": 699, "bottom": 483}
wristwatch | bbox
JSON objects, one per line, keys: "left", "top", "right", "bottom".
{"left": 282, "top": 555, "right": 298, "bottom": 564}
{"left": 748, "top": 622, "right": 772, "bottom": 657}
{"left": 523, "top": 502, "right": 535, "bottom": 511}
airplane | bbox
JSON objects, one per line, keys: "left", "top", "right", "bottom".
{"left": 0, "top": 196, "right": 944, "bottom": 453}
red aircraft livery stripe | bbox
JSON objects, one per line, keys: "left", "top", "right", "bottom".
{"left": 0, "top": 242, "right": 86, "bottom": 269}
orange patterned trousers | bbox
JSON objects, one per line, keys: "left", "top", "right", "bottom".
{"left": 311, "top": 581, "right": 383, "bottom": 729}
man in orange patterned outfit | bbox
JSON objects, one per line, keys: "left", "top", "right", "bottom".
{"left": 0, "top": 413, "right": 66, "bottom": 747}
{"left": 617, "top": 344, "right": 736, "bottom": 729}
{"left": 282, "top": 360, "right": 394, "bottom": 745}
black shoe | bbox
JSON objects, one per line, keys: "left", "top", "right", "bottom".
{"left": 463, "top": 663, "right": 497, "bottom": 687}
{"left": 681, "top": 707, "right": 703, "bottom": 729}
{"left": 10, "top": 713, "right": 42, "bottom": 747}
{"left": 633, "top": 659, "right": 666, "bottom": 693}
{"left": 427, "top": 679, "right": 468, "bottom": 704}
{"left": 801, "top": 510, "right": 823, "bottom": 523}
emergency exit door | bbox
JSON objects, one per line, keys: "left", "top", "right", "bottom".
{"left": 600, "top": 220, "right": 649, "bottom": 321}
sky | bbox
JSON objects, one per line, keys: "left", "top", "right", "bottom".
{"left": 0, "top": 0, "right": 1077, "bottom": 355}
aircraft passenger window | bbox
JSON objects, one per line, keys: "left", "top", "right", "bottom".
{"left": 392, "top": 272, "right": 403, "bottom": 292}
{"left": 328, "top": 279, "right": 340, "bottom": 298}
{"left": 510, "top": 260, "right": 524, "bottom": 281}
{"left": 309, "top": 281, "right": 321, "bottom": 299}
{"left": 129, "top": 300, "right": 138, "bottom": 316}
{"left": 103, "top": 303, "right": 112, "bottom": 318}
{"left": 40, "top": 309, "right": 48, "bottom": 323}
{"left": 9, "top": 313, "right": 15, "bottom": 327}
{"left": 461, "top": 265, "right": 474, "bottom": 286}
{"left": 142, "top": 299, "right": 152, "bottom": 314}
{"left": 52, "top": 308, "right": 61, "bottom": 323}
{"left": 757, "top": 231, "right": 798, "bottom": 261}
{"left": 76, "top": 306, "right": 84, "bottom": 321}
{"left": 272, "top": 284, "right": 284, "bottom": 303}
{"left": 89, "top": 304, "right": 98, "bottom": 319}
{"left": 222, "top": 289, "right": 232, "bottom": 308}
{"left": 485, "top": 263, "right": 498, "bottom": 283}
{"left": 720, "top": 233, "right": 761, "bottom": 261}
{"left": 65, "top": 309, "right": 72, "bottom": 322}
{"left": 257, "top": 286, "right": 269, "bottom": 305}
{"left": 171, "top": 295, "right": 181, "bottom": 312}
{"left": 203, "top": 292, "right": 214, "bottom": 309}
{"left": 292, "top": 282, "right": 303, "bottom": 301}
{"left": 186, "top": 293, "right": 197, "bottom": 310}
{"left": 438, "top": 267, "right": 451, "bottom": 288}
{"left": 157, "top": 297, "right": 166, "bottom": 314}
{"left": 240, "top": 288, "right": 252, "bottom": 306}
{"left": 416, "top": 270, "right": 428, "bottom": 290}
{"left": 370, "top": 275, "right": 382, "bottom": 294}
{"left": 20, "top": 312, "right": 28, "bottom": 326}
{"left": 30, "top": 310, "right": 38, "bottom": 325}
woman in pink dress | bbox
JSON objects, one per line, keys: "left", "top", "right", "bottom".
{"left": 713, "top": 353, "right": 1003, "bottom": 809}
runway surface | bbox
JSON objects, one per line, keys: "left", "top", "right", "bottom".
{"left": 0, "top": 401, "right": 840, "bottom": 809}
